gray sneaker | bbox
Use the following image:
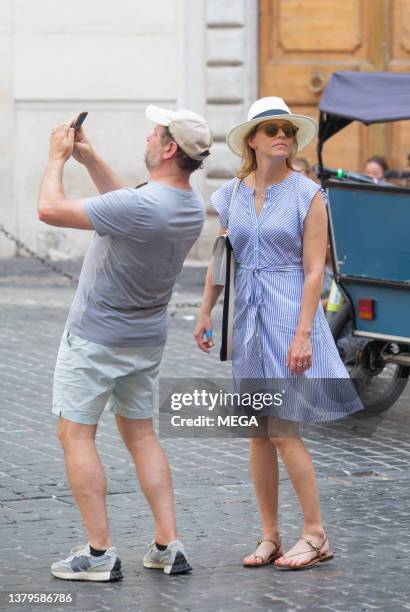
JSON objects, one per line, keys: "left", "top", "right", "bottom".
{"left": 143, "top": 539, "right": 192, "bottom": 575}
{"left": 51, "top": 544, "right": 123, "bottom": 582}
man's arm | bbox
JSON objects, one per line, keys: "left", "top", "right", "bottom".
{"left": 83, "top": 154, "right": 126, "bottom": 194}
{"left": 38, "top": 122, "right": 94, "bottom": 229}
{"left": 72, "top": 126, "right": 126, "bottom": 194}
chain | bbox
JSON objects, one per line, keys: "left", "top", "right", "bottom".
{"left": 0, "top": 222, "right": 222, "bottom": 308}
{"left": 170, "top": 299, "right": 224, "bottom": 309}
{"left": 0, "top": 223, "right": 79, "bottom": 284}
{"left": 171, "top": 301, "right": 202, "bottom": 309}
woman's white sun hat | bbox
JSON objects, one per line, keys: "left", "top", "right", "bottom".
{"left": 227, "top": 97, "right": 317, "bottom": 157}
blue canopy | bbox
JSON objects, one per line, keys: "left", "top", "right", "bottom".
{"left": 318, "top": 71, "right": 410, "bottom": 144}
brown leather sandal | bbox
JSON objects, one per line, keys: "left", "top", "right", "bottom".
{"left": 274, "top": 534, "right": 334, "bottom": 571}
{"left": 243, "top": 537, "right": 283, "bottom": 568}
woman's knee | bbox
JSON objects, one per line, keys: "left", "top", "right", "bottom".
{"left": 250, "top": 436, "right": 272, "bottom": 450}
{"left": 269, "top": 436, "right": 299, "bottom": 452}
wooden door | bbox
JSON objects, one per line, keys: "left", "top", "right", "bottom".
{"left": 259, "top": 0, "right": 410, "bottom": 174}
{"left": 387, "top": 1, "right": 410, "bottom": 171}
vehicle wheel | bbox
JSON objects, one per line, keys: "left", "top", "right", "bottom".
{"left": 328, "top": 305, "right": 410, "bottom": 415}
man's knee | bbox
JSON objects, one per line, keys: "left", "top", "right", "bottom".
{"left": 57, "top": 417, "right": 97, "bottom": 448}
{"left": 115, "top": 415, "right": 155, "bottom": 449}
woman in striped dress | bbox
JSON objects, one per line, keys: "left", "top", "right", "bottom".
{"left": 194, "top": 97, "right": 363, "bottom": 570}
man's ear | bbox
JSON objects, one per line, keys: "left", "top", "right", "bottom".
{"left": 162, "top": 140, "right": 178, "bottom": 160}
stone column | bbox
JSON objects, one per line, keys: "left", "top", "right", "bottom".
{"left": 191, "top": 0, "right": 258, "bottom": 260}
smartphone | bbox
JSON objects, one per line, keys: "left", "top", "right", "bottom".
{"left": 71, "top": 112, "right": 88, "bottom": 132}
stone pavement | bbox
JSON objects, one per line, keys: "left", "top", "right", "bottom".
{"left": 0, "top": 258, "right": 410, "bottom": 612}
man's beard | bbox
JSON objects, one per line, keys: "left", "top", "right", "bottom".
{"left": 144, "top": 149, "right": 162, "bottom": 171}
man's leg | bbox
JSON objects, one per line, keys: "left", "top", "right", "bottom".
{"left": 58, "top": 416, "right": 112, "bottom": 550}
{"left": 115, "top": 415, "right": 176, "bottom": 544}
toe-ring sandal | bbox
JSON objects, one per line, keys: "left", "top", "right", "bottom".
{"left": 243, "top": 538, "right": 283, "bottom": 568}
{"left": 274, "top": 535, "right": 334, "bottom": 571}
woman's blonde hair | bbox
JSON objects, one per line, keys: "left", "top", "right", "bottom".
{"left": 236, "top": 124, "right": 298, "bottom": 179}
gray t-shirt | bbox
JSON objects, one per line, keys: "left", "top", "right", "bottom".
{"left": 65, "top": 181, "right": 205, "bottom": 347}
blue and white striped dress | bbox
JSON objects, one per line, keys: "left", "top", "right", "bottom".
{"left": 211, "top": 171, "right": 364, "bottom": 422}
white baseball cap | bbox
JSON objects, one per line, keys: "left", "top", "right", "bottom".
{"left": 145, "top": 105, "right": 213, "bottom": 161}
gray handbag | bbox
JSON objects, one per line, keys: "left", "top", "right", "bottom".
{"left": 211, "top": 178, "right": 241, "bottom": 361}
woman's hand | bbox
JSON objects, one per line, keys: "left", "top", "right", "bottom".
{"left": 194, "top": 313, "right": 215, "bottom": 353}
{"left": 287, "top": 332, "right": 312, "bottom": 375}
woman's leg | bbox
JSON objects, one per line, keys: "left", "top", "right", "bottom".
{"left": 243, "top": 437, "right": 281, "bottom": 565}
{"left": 270, "top": 434, "right": 331, "bottom": 567}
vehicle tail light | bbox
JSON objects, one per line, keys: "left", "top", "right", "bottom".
{"left": 358, "top": 298, "right": 375, "bottom": 320}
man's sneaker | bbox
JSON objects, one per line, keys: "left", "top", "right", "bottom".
{"left": 51, "top": 544, "right": 123, "bottom": 582}
{"left": 143, "top": 539, "right": 192, "bottom": 575}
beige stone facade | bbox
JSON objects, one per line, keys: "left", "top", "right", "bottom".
{"left": 0, "top": 0, "right": 257, "bottom": 260}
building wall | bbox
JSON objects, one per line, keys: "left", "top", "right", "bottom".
{"left": 193, "top": 0, "right": 258, "bottom": 259}
{"left": 0, "top": 0, "right": 258, "bottom": 261}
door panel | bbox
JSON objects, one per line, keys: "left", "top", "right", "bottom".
{"left": 391, "top": 0, "right": 410, "bottom": 60}
{"left": 261, "top": 63, "right": 359, "bottom": 107}
{"left": 259, "top": 0, "right": 409, "bottom": 174}
{"left": 276, "top": 0, "right": 363, "bottom": 55}
{"left": 387, "top": 1, "right": 410, "bottom": 172}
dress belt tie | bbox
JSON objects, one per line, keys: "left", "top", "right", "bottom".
{"left": 236, "top": 265, "right": 304, "bottom": 358}
{"left": 237, "top": 265, "right": 303, "bottom": 306}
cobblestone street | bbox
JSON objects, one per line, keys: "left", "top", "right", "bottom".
{"left": 0, "top": 259, "right": 409, "bottom": 612}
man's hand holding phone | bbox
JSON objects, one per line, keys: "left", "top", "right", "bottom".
{"left": 71, "top": 111, "right": 88, "bottom": 133}
{"left": 48, "top": 112, "right": 93, "bottom": 165}
{"left": 46, "top": 111, "right": 124, "bottom": 195}
{"left": 72, "top": 126, "right": 97, "bottom": 166}
{"left": 70, "top": 112, "right": 97, "bottom": 166}
{"left": 49, "top": 121, "right": 75, "bottom": 163}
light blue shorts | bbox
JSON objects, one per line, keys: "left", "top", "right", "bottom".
{"left": 52, "top": 330, "right": 164, "bottom": 425}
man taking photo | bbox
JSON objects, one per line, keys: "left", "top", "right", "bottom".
{"left": 37, "top": 105, "right": 212, "bottom": 581}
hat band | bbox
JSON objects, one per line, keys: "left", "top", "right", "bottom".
{"left": 252, "top": 109, "right": 290, "bottom": 120}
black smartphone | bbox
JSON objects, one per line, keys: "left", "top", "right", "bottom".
{"left": 71, "top": 112, "right": 88, "bottom": 132}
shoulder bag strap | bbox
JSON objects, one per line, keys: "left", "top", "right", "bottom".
{"left": 227, "top": 178, "right": 241, "bottom": 230}
{"left": 220, "top": 178, "right": 240, "bottom": 361}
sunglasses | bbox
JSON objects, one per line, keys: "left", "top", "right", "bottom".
{"left": 258, "top": 123, "right": 299, "bottom": 139}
